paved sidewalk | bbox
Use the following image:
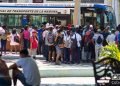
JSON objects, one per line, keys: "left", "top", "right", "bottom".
{"left": 1, "top": 53, "right": 96, "bottom": 86}
{"left": 5, "top": 58, "right": 94, "bottom": 77}
{"left": 13, "top": 77, "right": 95, "bottom": 86}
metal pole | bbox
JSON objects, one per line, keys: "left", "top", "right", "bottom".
{"left": 73, "top": 0, "right": 81, "bottom": 26}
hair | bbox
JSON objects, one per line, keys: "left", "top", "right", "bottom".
{"left": 0, "top": 54, "right": 2, "bottom": 58}
{"left": 12, "top": 29, "right": 16, "bottom": 34}
{"left": 24, "top": 26, "right": 28, "bottom": 30}
{"left": 20, "top": 49, "right": 29, "bottom": 56}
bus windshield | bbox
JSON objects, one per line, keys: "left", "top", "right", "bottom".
{"left": 80, "top": 4, "right": 116, "bottom": 30}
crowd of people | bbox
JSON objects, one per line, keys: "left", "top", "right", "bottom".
{"left": 0, "top": 23, "right": 120, "bottom": 65}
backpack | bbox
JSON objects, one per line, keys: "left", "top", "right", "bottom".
{"left": 96, "top": 35, "right": 103, "bottom": 44}
{"left": 71, "top": 34, "right": 77, "bottom": 49}
{"left": 14, "top": 34, "right": 20, "bottom": 43}
{"left": 47, "top": 32, "right": 54, "bottom": 44}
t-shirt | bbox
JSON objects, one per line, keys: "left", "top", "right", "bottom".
{"left": 16, "top": 57, "right": 40, "bottom": 86}
{"left": 30, "top": 36, "right": 38, "bottom": 49}
{"left": 23, "top": 30, "right": 30, "bottom": 40}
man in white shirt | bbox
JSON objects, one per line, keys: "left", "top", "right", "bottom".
{"left": 70, "top": 29, "right": 82, "bottom": 64}
{"left": 106, "top": 29, "right": 115, "bottom": 44}
{"left": 9, "top": 49, "right": 40, "bottom": 86}
{"left": 93, "top": 29, "right": 104, "bottom": 60}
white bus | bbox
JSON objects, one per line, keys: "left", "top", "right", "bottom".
{"left": 0, "top": 3, "right": 116, "bottom": 29}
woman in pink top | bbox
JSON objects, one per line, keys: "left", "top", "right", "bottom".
{"left": 23, "top": 26, "right": 30, "bottom": 49}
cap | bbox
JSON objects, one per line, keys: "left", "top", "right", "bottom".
{"left": 49, "top": 24, "right": 54, "bottom": 28}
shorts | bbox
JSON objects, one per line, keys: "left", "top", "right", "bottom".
{"left": 48, "top": 45, "right": 56, "bottom": 52}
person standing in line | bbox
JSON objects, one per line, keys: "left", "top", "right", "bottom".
{"left": 9, "top": 49, "right": 40, "bottom": 86}
{"left": 106, "top": 29, "right": 115, "bottom": 44}
{"left": 93, "top": 29, "right": 103, "bottom": 60}
{"left": 70, "top": 28, "right": 82, "bottom": 64}
{"left": 9, "top": 29, "right": 20, "bottom": 54}
{"left": 54, "top": 29, "right": 64, "bottom": 65}
{"left": 37, "top": 25, "right": 44, "bottom": 55}
{"left": 46, "top": 25, "right": 56, "bottom": 62}
{"left": 23, "top": 26, "right": 30, "bottom": 50}
{"left": 29, "top": 31, "right": 38, "bottom": 58}
{"left": 42, "top": 23, "right": 49, "bottom": 61}
{"left": 19, "top": 28, "right": 24, "bottom": 51}
{"left": 1, "top": 30, "right": 7, "bottom": 55}
{"left": 63, "top": 29, "right": 71, "bottom": 64}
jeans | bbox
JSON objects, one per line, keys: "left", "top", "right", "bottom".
{"left": 1, "top": 39, "right": 7, "bottom": 53}
{"left": 43, "top": 44, "right": 49, "bottom": 61}
{"left": 64, "top": 48, "right": 70, "bottom": 63}
{"left": 38, "top": 40, "right": 43, "bottom": 54}
{"left": 71, "top": 47, "right": 81, "bottom": 64}
{"left": 23, "top": 39, "right": 30, "bottom": 49}
{"left": 16, "top": 72, "right": 32, "bottom": 86}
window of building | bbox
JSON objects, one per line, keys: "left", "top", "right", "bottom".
{"left": 46, "top": 0, "right": 104, "bottom": 3}
{"left": 47, "top": 0, "right": 73, "bottom": 1}
{"left": 33, "top": 0, "right": 43, "bottom": 3}
{"left": 9, "top": 0, "right": 17, "bottom": 3}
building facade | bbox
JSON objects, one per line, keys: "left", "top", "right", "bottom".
{"left": 112, "top": 0, "right": 120, "bottom": 25}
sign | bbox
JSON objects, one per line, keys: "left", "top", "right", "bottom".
{"left": 46, "top": 0, "right": 104, "bottom": 3}
{"left": 0, "top": 8, "right": 70, "bottom": 14}
{"left": 33, "top": 0, "right": 43, "bottom": 3}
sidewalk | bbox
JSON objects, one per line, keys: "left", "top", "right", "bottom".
{"left": 2, "top": 53, "right": 95, "bottom": 86}
{"left": 3, "top": 53, "right": 94, "bottom": 77}
{"left": 6, "top": 59, "right": 94, "bottom": 77}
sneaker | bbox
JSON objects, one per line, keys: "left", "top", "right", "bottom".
{"left": 33, "top": 56, "right": 36, "bottom": 60}
{"left": 55, "top": 62, "right": 60, "bottom": 65}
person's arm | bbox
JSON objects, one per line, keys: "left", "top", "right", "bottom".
{"left": 9, "top": 63, "right": 18, "bottom": 70}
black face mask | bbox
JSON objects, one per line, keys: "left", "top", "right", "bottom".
{"left": 67, "top": 31, "right": 70, "bottom": 35}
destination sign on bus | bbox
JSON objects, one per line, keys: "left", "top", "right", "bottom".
{"left": 0, "top": 8, "right": 70, "bottom": 14}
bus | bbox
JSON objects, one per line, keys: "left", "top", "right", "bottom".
{"left": 0, "top": 3, "right": 116, "bottom": 29}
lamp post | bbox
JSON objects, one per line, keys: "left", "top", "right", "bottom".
{"left": 73, "top": 0, "right": 81, "bottom": 26}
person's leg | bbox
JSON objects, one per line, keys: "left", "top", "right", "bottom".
{"left": 10, "top": 45, "right": 13, "bottom": 53}
{"left": 1, "top": 39, "right": 4, "bottom": 54}
{"left": 12, "top": 68, "right": 32, "bottom": 86}
{"left": 64, "top": 48, "right": 67, "bottom": 63}
{"left": 32, "top": 49, "right": 37, "bottom": 59}
{"left": 14, "top": 45, "right": 17, "bottom": 53}
{"left": 77, "top": 47, "right": 81, "bottom": 64}
{"left": 52, "top": 46, "right": 56, "bottom": 62}
{"left": 38, "top": 40, "right": 42, "bottom": 54}
{"left": 48, "top": 46, "right": 52, "bottom": 61}
{"left": 3, "top": 40, "right": 7, "bottom": 54}
{"left": 95, "top": 45, "right": 98, "bottom": 60}
{"left": 44, "top": 45, "right": 49, "bottom": 61}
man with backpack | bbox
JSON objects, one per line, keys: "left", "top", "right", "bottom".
{"left": 46, "top": 24, "right": 56, "bottom": 62}
{"left": 93, "top": 29, "right": 103, "bottom": 60}
{"left": 70, "top": 27, "right": 82, "bottom": 64}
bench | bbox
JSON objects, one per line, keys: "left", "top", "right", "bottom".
{"left": 92, "top": 58, "right": 120, "bottom": 86}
